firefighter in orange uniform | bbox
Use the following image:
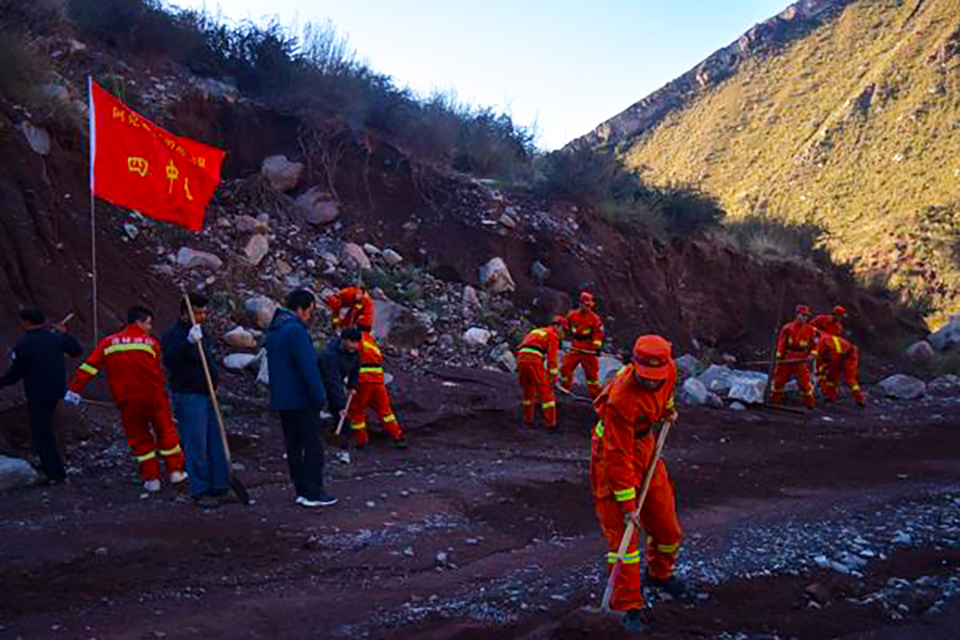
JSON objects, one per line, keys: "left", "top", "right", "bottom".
{"left": 811, "top": 305, "right": 846, "bottom": 336}
{"left": 516, "top": 316, "right": 566, "bottom": 431}
{"left": 346, "top": 332, "right": 408, "bottom": 448}
{"left": 591, "top": 335, "right": 684, "bottom": 633}
{"left": 325, "top": 286, "right": 375, "bottom": 332}
{"left": 63, "top": 306, "right": 186, "bottom": 492}
{"left": 769, "top": 305, "right": 820, "bottom": 410}
{"left": 816, "top": 333, "right": 866, "bottom": 408}
{"left": 560, "top": 291, "right": 605, "bottom": 398}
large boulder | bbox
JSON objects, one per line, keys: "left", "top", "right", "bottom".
{"left": 294, "top": 187, "right": 340, "bottom": 225}
{"left": 575, "top": 356, "right": 624, "bottom": 386}
{"left": 245, "top": 295, "right": 279, "bottom": 330}
{"left": 177, "top": 247, "right": 223, "bottom": 271}
{"left": 382, "top": 249, "right": 404, "bottom": 266}
{"left": 675, "top": 354, "right": 705, "bottom": 378}
{"left": 697, "top": 365, "right": 735, "bottom": 395}
{"left": 928, "top": 316, "right": 960, "bottom": 351}
{"left": 261, "top": 155, "right": 304, "bottom": 192}
{"left": 463, "top": 327, "right": 491, "bottom": 347}
{"left": 242, "top": 233, "right": 270, "bottom": 267}
{"left": 905, "top": 340, "right": 934, "bottom": 362}
{"left": 462, "top": 285, "right": 481, "bottom": 309}
{"left": 341, "top": 243, "right": 372, "bottom": 271}
{"left": 728, "top": 376, "right": 767, "bottom": 405}
{"left": 372, "top": 300, "right": 431, "bottom": 349}
{"left": 223, "top": 353, "right": 259, "bottom": 371}
{"left": 0, "top": 455, "right": 39, "bottom": 492}
{"left": 223, "top": 327, "right": 258, "bottom": 349}
{"left": 878, "top": 374, "right": 926, "bottom": 400}
{"left": 479, "top": 257, "right": 516, "bottom": 294}
{"left": 678, "top": 377, "right": 708, "bottom": 406}
{"left": 928, "top": 374, "right": 960, "bottom": 395}
{"left": 490, "top": 343, "right": 517, "bottom": 372}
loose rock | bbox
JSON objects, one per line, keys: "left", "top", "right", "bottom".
{"left": 479, "top": 257, "right": 515, "bottom": 294}
{"left": 260, "top": 155, "right": 304, "bottom": 192}
{"left": 0, "top": 455, "right": 39, "bottom": 492}
{"left": 177, "top": 248, "right": 223, "bottom": 271}
{"left": 878, "top": 374, "right": 926, "bottom": 400}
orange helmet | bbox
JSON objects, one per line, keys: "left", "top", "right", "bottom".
{"left": 552, "top": 315, "right": 568, "bottom": 332}
{"left": 796, "top": 305, "right": 811, "bottom": 316}
{"left": 632, "top": 335, "right": 673, "bottom": 380}
{"left": 579, "top": 291, "right": 595, "bottom": 308}
{"left": 832, "top": 305, "right": 846, "bottom": 317}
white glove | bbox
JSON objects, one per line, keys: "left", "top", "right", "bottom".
{"left": 187, "top": 325, "right": 203, "bottom": 344}
{"left": 63, "top": 391, "right": 81, "bottom": 407}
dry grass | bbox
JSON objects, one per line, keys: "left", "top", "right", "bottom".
{"left": 623, "top": 0, "right": 960, "bottom": 327}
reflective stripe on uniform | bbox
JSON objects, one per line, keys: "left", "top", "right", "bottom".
{"left": 351, "top": 422, "right": 367, "bottom": 431}
{"left": 518, "top": 348, "right": 544, "bottom": 358}
{"left": 594, "top": 420, "right": 604, "bottom": 438}
{"left": 542, "top": 401, "right": 556, "bottom": 410}
{"left": 833, "top": 336, "right": 842, "bottom": 352}
{"left": 656, "top": 541, "right": 680, "bottom": 555}
{"left": 360, "top": 367, "right": 384, "bottom": 374}
{"left": 587, "top": 378, "right": 599, "bottom": 385}
{"left": 159, "top": 445, "right": 181, "bottom": 457}
{"left": 104, "top": 343, "right": 156, "bottom": 357}
{"left": 135, "top": 450, "right": 157, "bottom": 462}
{"left": 850, "top": 384, "right": 860, "bottom": 391}
{"left": 79, "top": 363, "right": 99, "bottom": 375}
{"left": 606, "top": 550, "right": 641, "bottom": 565}
{"left": 383, "top": 414, "right": 397, "bottom": 424}
{"left": 522, "top": 400, "right": 534, "bottom": 406}
{"left": 614, "top": 487, "right": 637, "bottom": 502}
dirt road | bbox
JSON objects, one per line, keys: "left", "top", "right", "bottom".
{"left": 1, "top": 368, "right": 958, "bottom": 639}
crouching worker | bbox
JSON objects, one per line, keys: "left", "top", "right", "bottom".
{"left": 591, "top": 335, "right": 686, "bottom": 633}
{"left": 65, "top": 307, "right": 186, "bottom": 493}
{"left": 318, "top": 328, "right": 362, "bottom": 464}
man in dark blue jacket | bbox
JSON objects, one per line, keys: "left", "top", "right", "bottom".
{"left": 162, "top": 292, "right": 228, "bottom": 507}
{"left": 318, "top": 328, "right": 361, "bottom": 464}
{"left": 0, "top": 308, "right": 82, "bottom": 483}
{"left": 266, "top": 289, "right": 336, "bottom": 508}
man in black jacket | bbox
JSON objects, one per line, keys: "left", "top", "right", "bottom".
{"left": 0, "top": 308, "right": 82, "bottom": 483}
{"left": 318, "top": 328, "right": 361, "bottom": 464}
{"left": 161, "top": 293, "right": 228, "bottom": 507}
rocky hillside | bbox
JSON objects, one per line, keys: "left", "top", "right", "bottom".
{"left": 580, "top": 0, "right": 960, "bottom": 325}
{"left": 0, "top": 2, "right": 940, "bottom": 414}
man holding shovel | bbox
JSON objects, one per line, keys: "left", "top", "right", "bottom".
{"left": 318, "top": 328, "right": 362, "bottom": 464}
{"left": 591, "top": 335, "right": 685, "bottom": 633}
{"left": 162, "top": 293, "right": 228, "bottom": 508}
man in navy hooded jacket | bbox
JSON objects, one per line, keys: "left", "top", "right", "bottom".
{"left": 266, "top": 289, "right": 336, "bottom": 508}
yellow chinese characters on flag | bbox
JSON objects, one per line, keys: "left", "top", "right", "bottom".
{"left": 90, "top": 80, "right": 225, "bottom": 231}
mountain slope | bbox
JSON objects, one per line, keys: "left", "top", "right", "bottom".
{"left": 585, "top": 0, "right": 960, "bottom": 325}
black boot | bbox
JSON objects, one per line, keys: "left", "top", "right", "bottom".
{"left": 645, "top": 571, "right": 687, "bottom": 599}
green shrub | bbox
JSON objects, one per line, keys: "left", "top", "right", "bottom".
{"left": 723, "top": 213, "right": 826, "bottom": 262}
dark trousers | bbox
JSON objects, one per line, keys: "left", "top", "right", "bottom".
{"left": 279, "top": 407, "right": 324, "bottom": 500}
{"left": 173, "top": 393, "right": 230, "bottom": 499}
{"left": 28, "top": 401, "right": 66, "bottom": 481}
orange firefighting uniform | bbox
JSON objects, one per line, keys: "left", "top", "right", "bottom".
{"left": 560, "top": 308, "right": 604, "bottom": 398}
{"left": 591, "top": 362, "right": 682, "bottom": 611}
{"left": 816, "top": 333, "right": 865, "bottom": 406}
{"left": 347, "top": 332, "right": 403, "bottom": 446}
{"left": 326, "top": 287, "right": 374, "bottom": 331}
{"left": 811, "top": 314, "right": 844, "bottom": 336}
{"left": 69, "top": 325, "right": 185, "bottom": 480}
{"left": 516, "top": 326, "right": 561, "bottom": 428}
{"left": 770, "top": 319, "right": 820, "bottom": 409}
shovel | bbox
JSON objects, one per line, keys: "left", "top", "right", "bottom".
{"left": 183, "top": 294, "right": 250, "bottom": 505}
{"left": 601, "top": 418, "right": 675, "bottom": 612}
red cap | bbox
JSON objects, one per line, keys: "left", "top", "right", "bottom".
{"left": 832, "top": 305, "right": 846, "bottom": 317}
{"left": 580, "top": 291, "right": 595, "bottom": 307}
{"left": 796, "top": 305, "right": 811, "bottom": 316}
{"left": 552, "top": 315, "right": 568, "bottom": 331}
{"left": 632, "top": 335, "right": 673, "bottom": 380}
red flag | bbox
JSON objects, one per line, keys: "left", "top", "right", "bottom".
{"left": 89, "top": 79, "right": 225, "bottom": 231}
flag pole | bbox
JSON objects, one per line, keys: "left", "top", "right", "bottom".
{"left": 88, "top": 76, "right": 99, "bottom": 342}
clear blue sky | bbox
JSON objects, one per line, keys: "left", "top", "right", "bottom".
{"left": 168, "top": 0, "right": 788, "bottom": 149}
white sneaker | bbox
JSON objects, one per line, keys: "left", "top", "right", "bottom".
{"left": 169, "top": 470, "right": 188, "bottom": 484}
{"left": 143, "top": 479, "right": 161, "bottom": 492}
{"left": 336, "top": 450, "right": 351, "bottom": 465}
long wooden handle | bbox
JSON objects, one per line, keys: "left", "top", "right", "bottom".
{"left": 335, "top": 390, "right": 356, "bottom": 436}
{"left": 183, "top": 294, "right": 233, "bottom": 464}
{"left": 600, "top": 418, "right": 675, "bottom": 612}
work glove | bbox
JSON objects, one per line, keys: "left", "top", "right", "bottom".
{"left": 63, "top": 390, "right": 81, "bottom": 407}
{"left": 187, "top": 324, "right": 203, "bottom": 344}
{"left": 623, "top": 508, "right": 641, "bottom": 529}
